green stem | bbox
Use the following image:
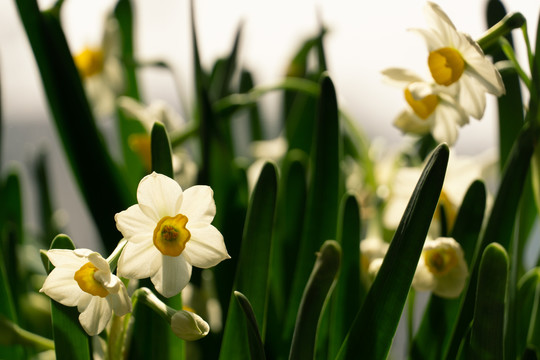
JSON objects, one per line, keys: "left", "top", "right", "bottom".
{"left": 477, "top": 12, "right": 526, "bottom": 51}
{"left": 0, "top": 317, "right": 55, "bottom": 351}
{"left": 106, "top": 239, "right": 127, "bottom": 272}
{"left": 521, "top": 24, "right": 535, "bottom": 75}
{"left": 134, "top": 287, "right": 176, "bottom": 323}
{"left": 498, "top": 37, "right": 532, "bottom": 90}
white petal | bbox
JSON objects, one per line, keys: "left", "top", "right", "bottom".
{"left": 433, "top": 260, "right": 468, "bottom": 298}
{"left": 107, "top": 285, "right": 132, "bottom": 316}
{"left": 423, "top": 2, "right": 460, "bottom": 47}
{"left": 77, "top": 293, "right": 93, "bottom": 313}
{"left": 183, "top": 224, "right": 229, "bottom": 268}
{"left": 87, "top": 252, "right": 110, "bottom": 272}
{"left": 117, "top": 96, "right": 150, "bottom": 128}
{"left": 181, "top": 186, "right": 216, "bottom": 224}
{"left": 458, "top": 75, "right": 487, "bottom": 119}
{"left": 431, "top": 103, "right": 463, "bottom": 145}
{"left": 117, "top": 240, "right": 161, "bottom": 280}
{"left": 462, "top": 35, "right": 505, "bottom": 96}
{"left": 115, "top": 204, "right": 156, "bottom": 240}
{"left": 137, "top": 172, "right": 184, "bottom": 220}
{"left": 393, "top": 110, "right": 432, "bottom": 135}
{"left": 46, "top": 249, "right": 86, "bottom": 269}
{"left": 152, "top": 255, "right": 192, "bottom": 298}
{"left": 381, "top": 68, "right": 424, "bottom": 86}
{"left": 79, "top": 297, "right": 112, "bottom": 336}
{"left": 171, "top": 310, "right": 210, "bottom": 341}
{"left": 409, "top": 28, "right": 445, "bottom": 51}
{"left": 412, "top": 259, "right": 436, "bottom": 292}
{"left": 40, "top": 267, "right": 84, "bottom": 307}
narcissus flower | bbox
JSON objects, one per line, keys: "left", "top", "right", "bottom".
{"left": 115, "top": 172, "right": 229, "bottom": 297}
{"left": 382, "top": 68, "right": 468, "bottom": 145}
{"left": 171, "top": 309, "right": 210, "bottom": 341}
{"left": 40, "top": 249, "right": 131, "bottom": 336}
{"left": 412, "top": 2, "right": 504, "bottom": 119}
{"left": 412, "top": 237, "right": 468, "bottom": 298}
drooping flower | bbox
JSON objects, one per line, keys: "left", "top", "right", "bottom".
{"left": 171, "top": 309, "right": 210, "bottom": 341}
{"left": 412, "top": 2, "right": 505, "bottom": 119}
{"left": 73, "top": 15, "right": 124, "bottom": 117}
{"left": 412, "top": 237, "right": 468, "bottom": 298}
{"left": 40, "top": 249, "right": 131, "bottom": 336}
{"left": 382, "top": 68, "right": 469, "bottom": 145}
{"left": 115, "top": 172, "right": 230, "bottom": 297}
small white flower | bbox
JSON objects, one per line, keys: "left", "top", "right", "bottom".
{"left": 360, "top": 237, "right": 389, "bottom": 287}
{"left": 412, "top": 237, "right": 468, "bottom": 298}
{"left": 115, "top": 172, "right": 230, "bottom": 297}
{"left": 171, "top": 309, "right": 210, "bottom": 341}
{"left": 40, "top": 249, "right": 131, "bottom": 336}
{"left": 382, "top": 68, "right": 469, "bottom": 145}
{"left": 74, "top": 16, "right": 124, "bottom": 117}
{"left": 412, "top": 1, "right": 505, "bottom": 119}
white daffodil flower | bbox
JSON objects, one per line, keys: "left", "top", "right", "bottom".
{"left": 117, "top": 97, "right": 198, "bottom": 189}
{"left": 115, "top": 172, "right": 230, "bottom": 297}
{"left": 383, "top": 149, "right": 497, "bottom": 236}
{"left": 40, "top": 249, "right": 131, "bottom": 336}
{"left": 382, "top": 68, "right": 469, "bottom": 145}
{"left": 412, "top": 2, "right": 505, "bottom": 119}
{"left": 74, "top": 16, "right": 124, "bottom": 118}
{"left": 360, "top": 237, "right": 389, "bottom": 287}
{"left": 412, "top": 237, "right": 468, "bottom": 298}
{"left": 171, "top": 309, "right": 210, "bottom": 341}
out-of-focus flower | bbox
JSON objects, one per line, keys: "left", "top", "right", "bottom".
{"left": 383, "top": 149, "right": 497, "bottom": 236}
{"left": 412, "top": 2, "right": 505, "bottom": 119}
{"left": 40, "top": 249, "right": 131, "bottom": 336}
{"left": 117, "top": 97, "right": 198, "bottom": 189}
{"left": 360, "top": 237, "right": 389, "bottom": 287}
{"left": 115, "top": 172, "right": 229, "bottom": 297}
{"left": 247, "top": 136, "right": 287, "bottom": 192}
{"left": 382, "top": 68, "right": 468, "bottom": 145}
{"left": 412, "top": 237, "right": 468, "bottom": 298}
{"left": 74, "top": 16, "right": 124, "bottom": 117}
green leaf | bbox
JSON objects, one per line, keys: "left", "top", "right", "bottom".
{"left": 219, "top": 162, "right": 277, "bottom": 359}
{"left": 328, "top": 192, "right": 363, "bottom": 360}
{"left": 151, "top": 122, "right": 174, "bottom": 178}
{"left": 516, "top": 269, "right": 540, "bottom": 356}
{"left": 0, "top": 250, "right": 24, "bottom": 359}
{"left": 336, "top": 143, "right": 449, "bottom": 360}
{"left": 114, "top": 0, "right": 140, "bottom": 100}
{"left": 239, "top": 69, "right": 264, "bottom": 141}
{"left": 284, "top": 74, "right": 341, "bottom": 347}
{"left": 14, "top": 0, "right": 133, "bottom": 254}
{"left": 445, "top": 121, "right": 540, "bottom": 359}
{"left": 234, "top": 291, "right": 266, "bottom": 360}
{"left": 411, "top": 180, "right": 486, "bottom": 359}
{"left": 117, "top": 110, "right": 147, "bottom": 194}
{"left": 289, "top": 240, "right": 341, "bottom": 360}
{"left": 468, "top": 243, "right": 508, "bottom": 360}
{"left": 48, "top": 235, "right": 91, "bottom": 360}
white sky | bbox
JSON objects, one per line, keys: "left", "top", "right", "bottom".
{"left": 2, "top": 0, "right": 538, "bottom": 153}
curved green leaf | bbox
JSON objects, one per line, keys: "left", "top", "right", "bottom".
{"left": 234, "top": 291, "right": 266, "bottom": 360}
{"left": 151, "top": 122, "right": 174, "bottom": 178}
{"left": 337, "top": 143, "right": 449, "bottom": 360}
{"left": 517, "top": 269, "right": 540, "bottom": 356}
{"left": 289, "top": 240, "right": 341, "bottom": 360}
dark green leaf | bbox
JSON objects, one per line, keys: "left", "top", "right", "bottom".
{"left": 234, "top": 291, "right": 266, "bottom": 360}
{"left": 151, "top": 122, "right": 174, "bottom": 178}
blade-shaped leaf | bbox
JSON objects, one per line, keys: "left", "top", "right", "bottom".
{"left": 336, "top": 143, "right": 449, "bottom": 360}
{"left": 151, "top": 122, "right": 174, "bottom": 178}
{"left": 517, "top": 269, "right": 540, "bottom": 357}
{"left": 289, "top": 240, "right": 341, "bottom": 360}
{"left": 219, "top": 162, "right": 277, "bottom": 359}
{"left": 234, "top": 291, "right": 266, "bottom": 360}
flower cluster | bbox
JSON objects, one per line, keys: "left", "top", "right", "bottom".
{"left": 40, "top": 172, "right": 229, "bottom": 337}
{"left": 383, "top": 1, "right": 505, "bottom": 145}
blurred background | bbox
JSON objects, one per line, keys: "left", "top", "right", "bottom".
{"left": 1, "top": 0, "right": 538, "bottom": 251}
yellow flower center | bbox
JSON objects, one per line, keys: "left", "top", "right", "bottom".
{"left": 428, "top": 47, "right": 465, "bottom": 86}
{"left": 129, "top": 134, "right": 152, "bottom": 171}
{"left": 74, "top": 47, "right": 104, "bottom": 79}
{"left": 435, "top": 190, "right": 457, "bottom": 231}
{"left": 153, "top": 214, "right": 191, "bottom": 256}
{"left": 404, "top": 88, "right": 439, "bottom": 120}
{"left": 423, "top": 246, "right": 458, "bottom": 276}
{"left": 74, "top": 262, "right": 109, "bottom": 298}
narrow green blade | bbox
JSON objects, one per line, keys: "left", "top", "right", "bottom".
{"left": 289, "top": 240, "right": 341, "bottom": 360}
{"left": 48, "top": 235, "right": 91, "bottom": 360}
{"left": 219, "top": 162, "right": 277, "bottom": 359}
{"left": 516, "top": 269, "right": 540, "bottom": 357}
{"left": 328, "top": 192, "right": 363, "bottom": 360}
{"left": 468, "top": 243, "right": 508, "bottom": 359}
{"left": 336, "top": 144, "right": 449, "bottom": 360}
{"left": 234, "top": 291, "right": 266, "bottom": 360}
{"left": 284, "top": 74, "right": 341, "bottom": 346}
{"left": 151, "top": 122, "right": 174, "bottom": 178}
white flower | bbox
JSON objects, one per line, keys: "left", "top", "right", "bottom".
{"left": 115, "top": 172, "right": 230, "bottom": 297}
{"left": 412, "top": 237, "right": 468, "bottom": 298}
{"left": 73, "top": 16, "right": 124, "bottom": 117}
{"left": 383, "top": 149, "right": 497, "bottom": 235}
{"left": 40, "top": 249, "right": 131, "bottom": 336}
{"left": 247, "top": 136, "right": 287, "bottom": 192}
{"left": 360, "top": 237, "right": 389, "bottom": 287}
{"left": 171, "top": 309, "right": 210, "bottom": 341}
{"left": 412, "top": 1, "right": 504, "bottom": 119}
{"left": 382, "top": 68, "right": 469, "bottom": 145}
